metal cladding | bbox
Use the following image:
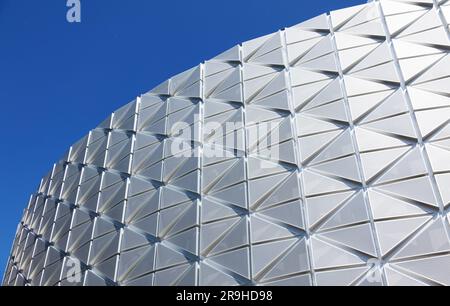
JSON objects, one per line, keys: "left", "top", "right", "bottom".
{"left": 4, "top": 0, "right": 450, "bottom": 286}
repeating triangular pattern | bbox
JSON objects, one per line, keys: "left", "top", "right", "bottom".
{"left": 4, "top": 0, "right": 450, "bottom": 286}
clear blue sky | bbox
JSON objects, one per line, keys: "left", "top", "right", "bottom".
{"left": 0, "top": 0, "right": 365, "bottom": 279}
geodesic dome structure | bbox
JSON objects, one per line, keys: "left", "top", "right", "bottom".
{"left": 3, "top": 0, "right": 450, "bottom": 286}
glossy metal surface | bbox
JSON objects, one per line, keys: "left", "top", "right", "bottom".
{"left": 3, "top": 0, "right": 450, "bottom": 286}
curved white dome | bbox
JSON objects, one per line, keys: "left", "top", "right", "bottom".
{"left": 4, "top": 0, "right": 450, "bottom": 286}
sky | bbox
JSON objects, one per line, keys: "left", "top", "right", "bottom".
{"left": 0, "top": 0, "right": 365, "bottom": 280}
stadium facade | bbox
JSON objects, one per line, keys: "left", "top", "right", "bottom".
{"left": 3, "top": 0, "right": 450, "bottom": 286}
